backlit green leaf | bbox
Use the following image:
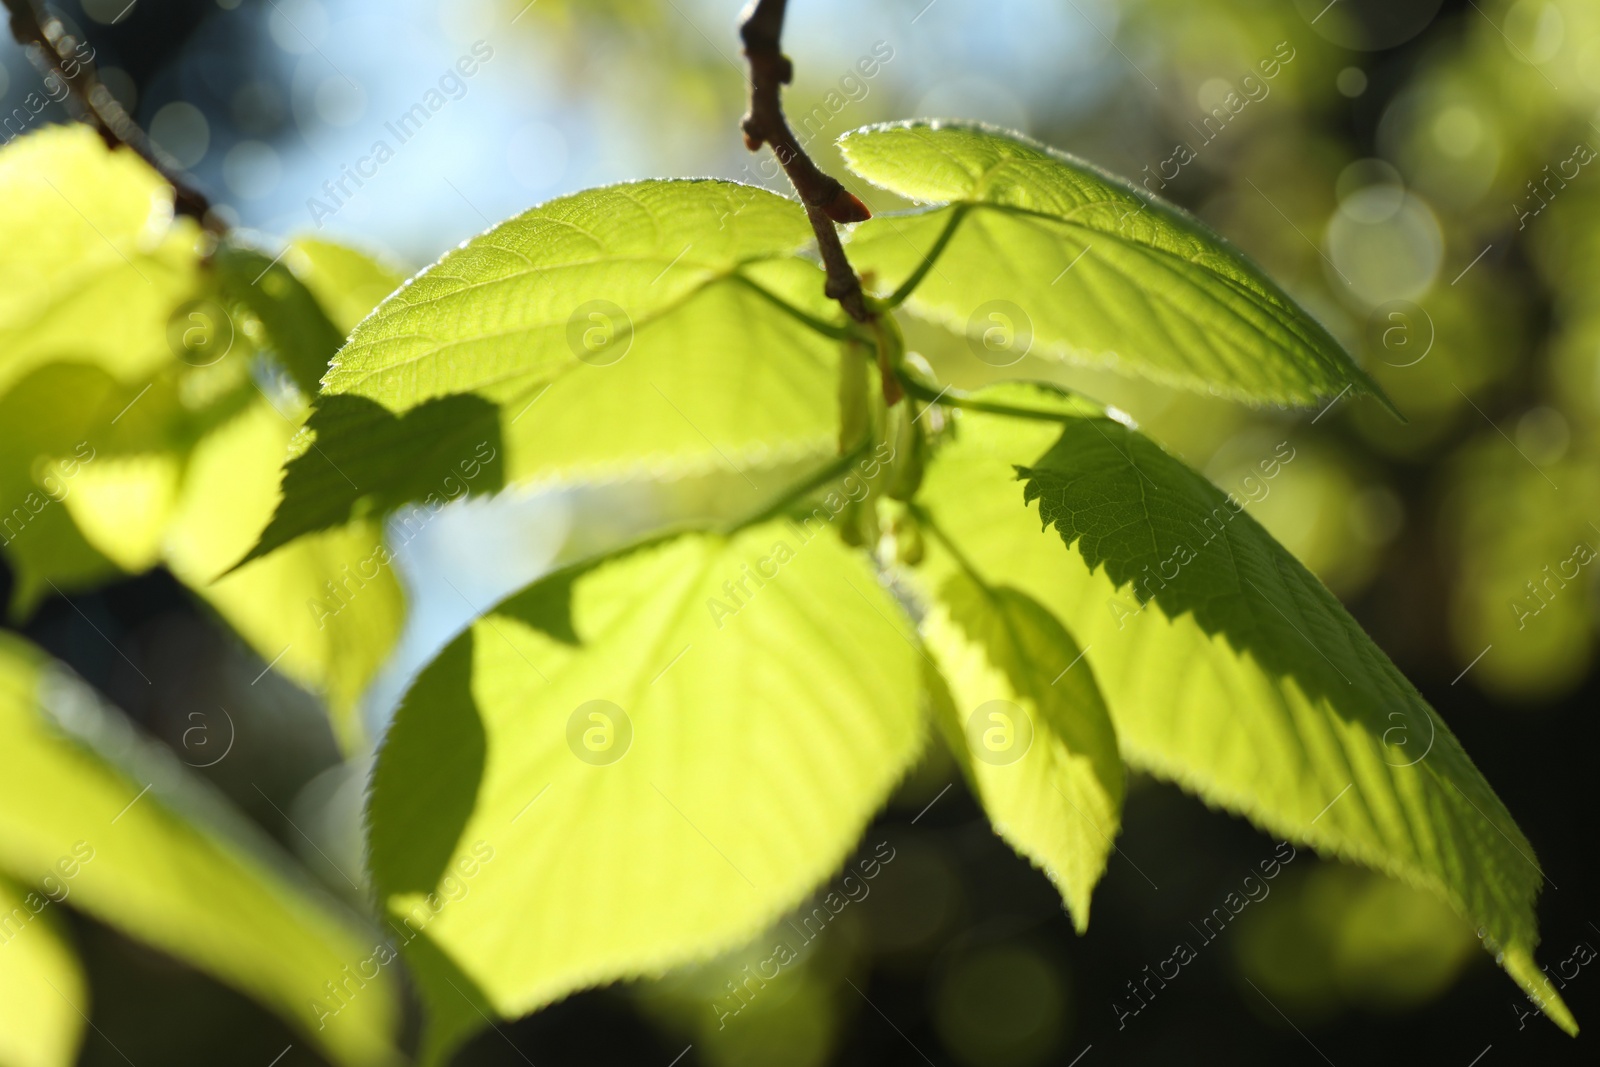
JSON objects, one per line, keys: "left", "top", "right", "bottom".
{"left": 0, "top": 122, "right": 208, "bottom": 613}
{"left": 0, "top": 634, "right": 401, "bottom": 1065}
{"left": 248, "top": 181, "right": 848, "bottom": 561}
{"left": 165, "top": 396, "right": 404, "bottom": 752}
{"left": 0, "top": 363, "right": 173, "bottom": 616}
{"left": 920, "top": 571, "right": 1123, "bottom": 931}
{"left": 0, "top": 356, "right": 247, "bottom": 615}
{"left": 0, "top": 371, "right": 117, "bottom": 616}
{"left": 914, "top": 382, "right": 1572, "bottom": 1031}
{"left": 0, "top": 874, "right": 86, "bottom": 1067}
{"left": 367, "top": 523, "right": 925, "bottom": 1062}
{"left": 286, "top": 237, "right": 407, "bottom": 336}
{"left": 0, "top": 125, "right": 204, "bottom": 397}
{"left": 215, "top": 240, "right": 347, "bottom": 396}
{"left": 840, "top": 122, "right": 1386, "bottom": 410}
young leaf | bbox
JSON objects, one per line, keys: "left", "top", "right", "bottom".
{"left": 0, "top": 363, "right": 181, "bottom": 616}
{"left": 247, "top": 182, "right": 851, "bottom": 561}
{"left": 839, "top": 122, "right": 1387, "bottom": 410}
{"left": 920, "top": 571, "right": 1123, "bottom": 931}
{"left": 215, "top": 239, "right": 348, "bottom": 396}
{"left": 914, "top": 382, "right": 1572, "bottom": 1031}
{"left": 286, "top": 237, "right": 407, "bottom": 335}
{"left": 0, "top": 125, "right": 214, "bottom": 613}
{"left": 367, "top": 523, "right": 926, "bottom": 1062}
{"left": 60, "top": 453, "right": 182, "bottom": 572}
{"left": 165, "top": 397, "right": 404, "bottom": 753}
{"left": 0, "top": 635, "right": 402, "bottom": 1065}
{"left": 0, "top": 125, "right": 204, "bottom": 398}
{"left": 0, "top": 874, "right": 86, "bottom": 1067}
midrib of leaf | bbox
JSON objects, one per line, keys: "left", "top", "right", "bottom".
{"left": 886, "top": 204, "right": 969, "bottom": 307}
{"left": 919, "top": 508, "right": 1038, "bottom": 688}
{"left": 328, "top": 259, "right": 846, "bottom": 401}
{"left": 891, "top": 199, "right": 1350, "bottom": 385}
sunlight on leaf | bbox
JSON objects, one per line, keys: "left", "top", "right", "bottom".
{"left": 840, "top": 122, "right": 1388, "bottom": 411}
{"left": 287, "top": 237, "right": 407, "bottom": 336}
{"left": 0, "top": 635, "right": 401, "bottom": 1066}
{"left": 0, "top": 874, "right": 86, "bottom": 1067}
{"left": 914, "top": 382, "right": 1572, "bottom": 1032}
{"left": 249, "top": 181, "right": 848, "bottom": 561}
{"left": 367, "top": 523, "right": 925, "bottom": 1062}
{"left": 166, "top": 397, "right": 403, "bottom": 753}
{"left": 0, "top": 125, "right": 204, "bottom": 397}
{"left": 61, "top": 453, "right": 182, "bottom": 573}
{"left": 216, "top": 240, "right": 348, "bottom": 397}
{"left": 0, "top": 364, "right": 147, "bottom": 616}
{"left": 920, "top": 573, "right": 1124, "bottom": 932}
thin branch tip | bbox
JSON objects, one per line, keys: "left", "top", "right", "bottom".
{"left": 3, "top": 0, "right": 219, "bottom": 230}
{"left": 738, "top": 0, "right": 874, "bottom": 322}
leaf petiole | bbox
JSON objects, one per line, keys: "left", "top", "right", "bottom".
{"left": 895, "top": 371, "right": 1095, "bottom": 425}
{"left": 728, "top": 440, "right": 871, "bottom": 533}
{"left": 882, "top": 203, "right": 968, "bottom": 309}
{"left": 730, "top": 272, "right": 864, "bottom": 342}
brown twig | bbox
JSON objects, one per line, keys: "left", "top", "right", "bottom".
{"left": 4, "top": 0, "right": 219, "bottom": 231}
{"left": 739, "top": 0, "right": 873, "bottom": 324}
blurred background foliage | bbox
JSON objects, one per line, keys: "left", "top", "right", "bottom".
{"left": 2, "top": 0, "right": 1598, "bottom": 1063}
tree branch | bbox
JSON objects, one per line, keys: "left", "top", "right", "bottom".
{"left": 739, "top": 0, "right": 872, "bottom": 324}
{"left": 4, "top": 0, "right": 219, "bottom": 231}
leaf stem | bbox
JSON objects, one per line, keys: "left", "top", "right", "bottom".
{"left": 895, "top": 372, "right": 1090, "bottom": 425}
{"left": 906, "top": 501, "right": 990, "bottom": 590}
{"left": 739, "top": 0, "right": 873, "bottom": 325}
{"left": 729, "top": 273, "right": 865, "bottom": 342}
{"left": 3, "top": 0, "right": 219, "bottom": 230}
{"left": 885, "top": 205, "right": 968, "bottom": 308}
{"left": 729, "top": 440, "right": 870, "bottom": 532}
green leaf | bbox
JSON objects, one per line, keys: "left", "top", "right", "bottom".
{"left": 0, "top": 634, "right": 402, "bottom": 1065}
{"left": 0, "top": 119, "right": 254, "bottom": 613}
{"left": 165, "top": 396, "right": 404, "bottom": 753}
{"left": 0, "top": 131, "right": 397, "bottom": 735}
{"left": 286, "top": 237, "right": 407, "bottom": 336}
{"left": 215, "top": 239, "right": 348, "bottom": 396}
{"left": 0, "top": 357, "right": 252, "bottom": 615}
{"left": 248, "top": 181, "right": 849, "bottom": 561}
{"left": 241, "top": 392, "right": 508, "bottom": 566}
{"left": 839, "top": 122, "right": 1388, "bottom": 411}
{"left": 914, "top": 382, "right": 1572, "bottom": 1032}
{"left": 0, "top": 364, "right": 159, "bottom": 616}
{"left": 0, "top": 125, "right": 204, "bottom": 398}
{"left": 367, "top": 523, "right": 926, "bottom": 1062}
{"left": 0, "top": 874, "right": 86, "bottom": 1067}
{"left": 60, "top": 451, "right": 182, "bottom": 572}
{"left": 920, "top": 570, "right": 1123, "bottom": 932}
